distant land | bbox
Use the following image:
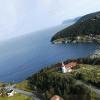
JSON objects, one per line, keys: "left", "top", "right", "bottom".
{"left": 51, "top": 11, "right": 100, "bottom": 44}
{"left": 62, "top": 17, "right": 81, "bottom": 24}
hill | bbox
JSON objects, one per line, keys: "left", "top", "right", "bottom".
{"left": 51, "top": 11, "right": 100, "bottom": 43}
{"left": 27, "top": 57, "right": 100, "bottom": 100}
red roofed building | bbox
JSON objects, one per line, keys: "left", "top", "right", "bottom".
{"left": 61, "top": 61, "right": 77, "bottom": 73}
{"left": 65, "top": 62, "right": 77, "bottom": 68}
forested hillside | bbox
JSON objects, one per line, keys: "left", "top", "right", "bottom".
{"left": 27, "top": 57, "right": 100, "bottom": 100}
{"left": 51, "top": 11, "right": 100, "bottom": 43}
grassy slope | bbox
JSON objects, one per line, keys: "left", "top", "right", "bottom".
{"left": 0, "top": 83, "right": 4, "bottom": 87}
{"left": 14, "top": 63, "right": 100, "bottom": 99}
{"left": 16, "top": 80, "right": 32, "bottom": 92}
{"left": 76, "top": 64, "right": 100, "bottom": 84}
{"left": 0, "top": 94, "right": 31, "bottom": 100}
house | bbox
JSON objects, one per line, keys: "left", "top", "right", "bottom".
{"left": 51, "top": 95, "right": 60, "bottom": 100}
{"left": 7, "top": 89, "right": 15, "bottom": 97}
{"left": 61, "top": 61, "right": 77, "bottom": 73}
{"left": 0, "top": 93, "right": 2, "bottom": 96}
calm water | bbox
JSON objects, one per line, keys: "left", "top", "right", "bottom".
{"left": 0, "top": 24, "right": 97, "bottom": 82}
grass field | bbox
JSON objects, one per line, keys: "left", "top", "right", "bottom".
{"left": 78, "top": 64, "right": 100, "bottom": 79}
{"left": 0, "top": 94, "right": 31, "bottom": 100}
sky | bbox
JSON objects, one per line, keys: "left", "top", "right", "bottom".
{"left": 0, "top": 0, "right": 100, "bottom": 40}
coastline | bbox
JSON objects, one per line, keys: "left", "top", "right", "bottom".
{"left": 52, "top": 37, "right": 100, "bottom": 44}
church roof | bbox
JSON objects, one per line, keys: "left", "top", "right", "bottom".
{"left": 62, "top": 61, "right": 77, "bottom": 68}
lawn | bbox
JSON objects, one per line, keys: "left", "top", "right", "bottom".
{"left": 0, "top": 94, "right": 31, "bottom": 100}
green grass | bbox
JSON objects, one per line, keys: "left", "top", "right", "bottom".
{"left": 0, "top": 82, "right": 4, "bottom": 87}
{"left": 71, "top": 64, "right": 100, "bottom": 87}
{"left": 0, "top": 94, "right": 31, "bottom": 100}
{"left": 16, "top": 80, "right": 32, "bottom": 92}
{"left": 79, "top": 64, "right": 100, "bottom": 76}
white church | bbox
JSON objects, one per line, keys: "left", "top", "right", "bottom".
{"left": 61, "top": 62, "right": 77, "bottom": 73}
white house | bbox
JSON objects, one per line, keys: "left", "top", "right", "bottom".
{"left": 0, "top": 93, "right": 2, "bottom": 96}
{"left": 7, "top": 90, "right": 15, "bottom": 97}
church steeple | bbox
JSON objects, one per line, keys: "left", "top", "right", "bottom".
{"left": 62, "top": 62, "right": 65, "bottom": 67}
{"left": 61, "top": 62, "right": 66, "bottom": 73}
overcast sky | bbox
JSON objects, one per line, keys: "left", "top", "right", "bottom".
{"left": 0, "top": 0, "right": 100, "bottom": 40}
